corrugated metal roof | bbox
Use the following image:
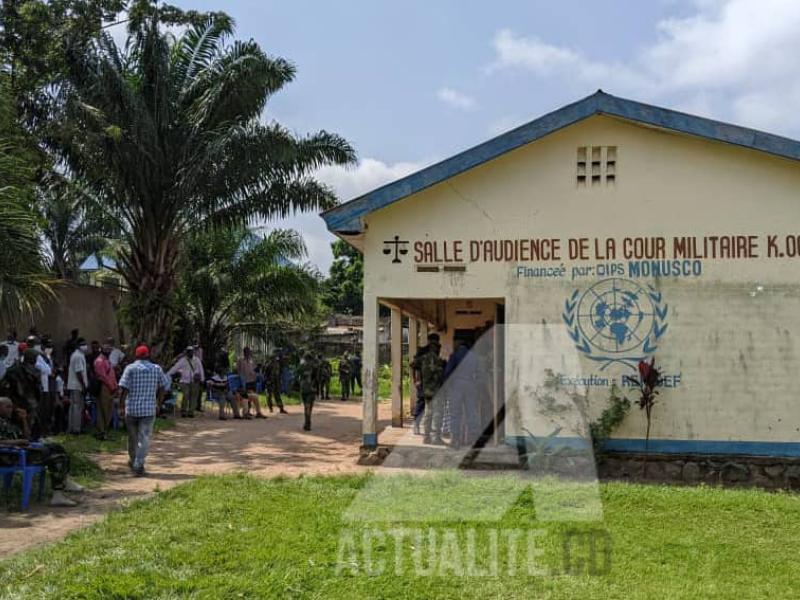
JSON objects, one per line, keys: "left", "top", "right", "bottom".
{"left": 322, "top": 90, "right": 800, "bottom": 235}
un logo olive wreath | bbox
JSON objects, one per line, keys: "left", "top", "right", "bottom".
{"left": 562, "top": 277, "right": 668, "bottom": 370}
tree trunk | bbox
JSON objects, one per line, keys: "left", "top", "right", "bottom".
{"left": 121, "top": 231, "right": 181, "bottom": 360}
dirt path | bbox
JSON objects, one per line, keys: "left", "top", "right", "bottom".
{"left": 0, "top": 399, "right": 391, "bottom": 559}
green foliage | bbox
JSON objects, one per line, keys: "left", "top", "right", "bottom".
{"left": 3, "top": 475, "right": 800, "bottom": 597}
{"left": 47, "top": 11, "right": 355, "bottom": 352}
{"left": 37, "top": 174, "right": 120, "bottom": 280}
{"left": 179, "top": 227, "right": 321, "bottom": 365}
{"left": 323, "top": 239, "right": 363, "bottom": 315}
{"left": 589, "top": 384, "right": 631, "bottom": 454}
{"left": 0, "top": 0, "right": 126, "bottom": 134}
{"left": 0, "top": 75, "right": 53, "bottom": 320}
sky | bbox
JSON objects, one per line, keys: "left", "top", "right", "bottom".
{"left": 153, "top": 0, "right": 800, "bottom": 271}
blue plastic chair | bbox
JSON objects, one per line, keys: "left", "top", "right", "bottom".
{"left": 0, "top": 445, "right": 46, "bottom": 511}
{"left": 227, "top": 373, "right": 243, "bottom": 394}
{"left": 256, "top": 374, "right": 265, "bottom": 394}
{"left": 206, "top": 381, "right": 230, "bottom": 413}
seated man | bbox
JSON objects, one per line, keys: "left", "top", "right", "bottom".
{"left": 207, "top": 370, "right": 241, "bottom": 421}
{"left": 0, "top": 397, "right": 83, "bottom": 507}
{"left": 235, "top": 386, "right": 267, "bottom": 420}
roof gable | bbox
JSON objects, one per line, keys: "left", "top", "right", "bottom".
{"left": 323, "top": 91, "right": 800, "bottom": 234}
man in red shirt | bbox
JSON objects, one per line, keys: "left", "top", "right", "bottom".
{"left": 94, "top": 341, "right": 118, "bottom": 440}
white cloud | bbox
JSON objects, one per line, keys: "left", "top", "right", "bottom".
{"left": 487, "top": 30, "right": 580, "bottom": 75}
{"left": 315, "top": 158, "right": 424, "bottom": 202}
{"left": 437, "top": 87, "right": 478, "bottom": 111}
{"left": 269, "top": 159, "right": 425, "bottom": 271}
{"left": 488, "top": 0, "right": 800, "bottom": 134}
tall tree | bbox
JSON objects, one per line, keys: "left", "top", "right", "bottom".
{"left": 0, "top": 0, "right": 126, "bottom": 130}
{"left": 38, "top": 175, "right": 117, "bottom": 279}
{"left": 180, "top": 227, "right": 320, "bottom": 368}
{"left": 0, "top": 75, "right": 52, "bottom": 319}
{"left": 51, "top": 10, "right": 355, "bottom": 352}
{"left": 323, "top": 239, "right": 363, "bottom": 315}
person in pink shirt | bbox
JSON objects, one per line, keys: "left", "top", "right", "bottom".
{"left": 94, "top": 341, "right": 118, "bottom": 440}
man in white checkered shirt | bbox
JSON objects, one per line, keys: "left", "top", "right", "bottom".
{"left": 118, "top": 345, "right": 170, "bottom": 476}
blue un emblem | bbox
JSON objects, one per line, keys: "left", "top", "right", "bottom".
{"left": 562, "top": 277, "right": 668, "bottom": 369}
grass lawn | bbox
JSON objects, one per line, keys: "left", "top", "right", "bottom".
{"left": 2, "top": 474, "right": 799, "bottom": 598}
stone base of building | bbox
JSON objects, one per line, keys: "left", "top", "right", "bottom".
{"left": 598, "top": 452, "right": 800, "bottom": 489}
{"left": 359, "top": 444, "right": 800, "bottom": 490}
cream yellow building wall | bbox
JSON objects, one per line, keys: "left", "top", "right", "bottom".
{"left": 362, "top": 115, "right": 800, "bottom": 449}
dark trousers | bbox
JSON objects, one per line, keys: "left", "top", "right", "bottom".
{"left": 53, "top": 398, "right": 68, "bottom": 434}
{"left": 302, "top": 394, "right": 315, "bottom": 430}
{"left": 413, "top": 384, "right": 425, "bottom": 422}
{"left": 340, "top": 375, "right": 350, "bottom": 400}
{"left": 96, "top": 386, "right": 114, "bottom": 435}
{"left": 37, "top": 391, "right": 55, "bottom": 437}
{"left": 266, "top": 387, "right": 284, "bottom": 410}
{"left": 352, "top": 370, "right": 361, "bottom": 394}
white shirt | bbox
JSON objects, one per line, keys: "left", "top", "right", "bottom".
{"left": 35, "top": 353, "right": 52, "bottom": 392}
{"left": 167, "top": 355, "right": 205, "bottom": 384}
{"left": 109, "top": 347, "right": 125, "bottom": 368}
{"left": 67, "top": 349, "right": 87, "bottom": 391}
{"left": 2, "top": 341, "right": 18, "bottom": 366}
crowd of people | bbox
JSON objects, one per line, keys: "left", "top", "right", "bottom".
{"left": 0, "top": 327, "right": 366, "bottom": 507}
{"left": 200, "top": 347, "right": 363, "bottom": 431}
{"left": 0, "top": 327, "right": 167, "bottom": 505}
{"left": 0, "top": 317, "right": 491, "bottom": 509}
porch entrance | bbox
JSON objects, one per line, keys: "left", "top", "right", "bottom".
{"left": 372, "top": 297, "right": 506, "bottom": 447}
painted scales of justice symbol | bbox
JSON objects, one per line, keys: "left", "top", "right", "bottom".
{"left": 383, "top": 235, "right": 409, "bottom": 263}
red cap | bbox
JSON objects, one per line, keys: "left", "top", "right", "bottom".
{"left": 135, "top": 345, "right": 150, "bottom": 359}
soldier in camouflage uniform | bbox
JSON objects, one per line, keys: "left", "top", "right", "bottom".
{"left": 338, "top": 352, "right": 351, "bottom": 401}
{"left": 265, "top": 353, "right": 287, "bottom": 413}
{"left": 411, "top": 335, "right": 446, "bottom": 444}
{"left": 317, "top": 354, "right": 331, "bottom": 400}
{"left": 411, "top": 333, "right": 439, "bottom": 435}
{"left": 0, "top": 397, "right": 82, "bottom": 506}
{"left": 297, "top": 352, "right": 317, "bottom": 430}
{"left": 1, "top": 348, "right": 42, "bottom": 439}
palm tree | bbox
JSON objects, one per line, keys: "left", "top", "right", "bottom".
{"left": 38, "top": 174, "right": 118, "bottom": 280}
{"left": 51, "top": 11, "right": 355, "bottom": 352}
{"left": 180, "top": 227, "right": 320, "bottom": 368}
{"left": 0, "top": 76, "right": 53, "bottom": 320}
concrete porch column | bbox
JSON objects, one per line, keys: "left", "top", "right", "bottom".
{"left": 362, "top": 295, "right": 379, "bottom": 447}
{"left": 390, "top": 307, "right": 403, "bottom": 427}
{"left": 407, "top": 318, "right": 418, "bottom": 422}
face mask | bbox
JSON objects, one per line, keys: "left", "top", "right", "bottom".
{"left": 44, "top": 348, "right": 53, "bottom": 357}
{"left": 33, "top": 345, "right": 42, "bottom": 352}
{"left": 79, "top": 345, "right": 89, "bottom": 353}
